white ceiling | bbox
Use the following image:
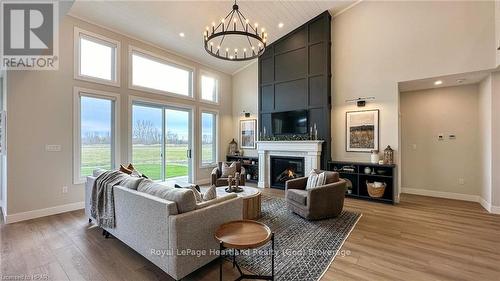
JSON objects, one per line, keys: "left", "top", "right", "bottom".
{"left": 69, "top": 1, "right": 356, "bottom": 74}
{"left": 398, "top": 70, "right": 492, "bottom": 93}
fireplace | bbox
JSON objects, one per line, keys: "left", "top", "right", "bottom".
{"left": 270, "top": 156, "right": 305, "bottom": 189}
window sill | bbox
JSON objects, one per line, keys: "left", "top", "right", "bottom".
{"left": 200, "top": 163, "right": 217, "bottom": 169}
{"left": 129, "top": 84, "right": 195, "bottom": 101}
{"left": 74, "top": 74, "right": 121, "bottom": 88}
{"left": 199, "top": 99, "right": 220, "bottom": 106}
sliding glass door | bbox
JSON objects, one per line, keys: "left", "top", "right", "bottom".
{"left": 132, "top": 103, "right": 192, "bottom": 182}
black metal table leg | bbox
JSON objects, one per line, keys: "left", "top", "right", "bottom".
{"left": 220, "top": 242, "right": 224, "bottom": 281}
{"left": 271, "top": 233, "right": 275, "bottom": 281}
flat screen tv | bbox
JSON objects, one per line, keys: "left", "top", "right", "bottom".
{"left": 271, "top": 110, "right": 308, "bottom": 135}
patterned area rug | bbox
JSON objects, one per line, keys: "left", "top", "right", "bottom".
{"left": 231, "top": 195, "right": 361, "bottom": 281}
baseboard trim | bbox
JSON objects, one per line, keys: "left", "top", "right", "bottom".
{"left": 402, "top": 187, "right": 500, "bottom": 214}
{"left": 490, "top": 205, "right": 500, "bottom": 214}
{"left": 5, "top": 201, "right": 84, "bottom": 224}
{"left": 402, "top": 187, "right": 480, "bottom": 202}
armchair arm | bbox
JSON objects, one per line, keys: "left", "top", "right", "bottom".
{"left": 211, "top": 167, "right": 219, "bottom": 185}
{"left": 285, "top": 177, "right": 308, "bottom": 190}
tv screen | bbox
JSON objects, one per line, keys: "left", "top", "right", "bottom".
{"left": 272, "top": 110, "right": 308, "bottom": 135}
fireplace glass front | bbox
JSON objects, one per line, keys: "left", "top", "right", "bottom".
{"left": 270, "top": 156, "right": 305, "bottom": 189}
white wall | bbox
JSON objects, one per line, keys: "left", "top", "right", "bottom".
{"left": 479, "top": 76, "right": 492, "bottom": 207}
{"left": 232, "top": 62, "right": 258, "bottom": 157}
{"left": 496, "top": 1, "right": 500, "bottom": 67}
{"left": 5, "top": 16, "right": 233, "bottom": 218}
{"left": 491, "top": 72, "right": 500, "bottom": 208}
{"left": 332, "top": 1, "right": 495, "bottom": 165}
{"left": 401, "top": 85, "right": 480, "bottom": 199}
{"left": 231, "top": 1, "right": 496, "bottom": 202}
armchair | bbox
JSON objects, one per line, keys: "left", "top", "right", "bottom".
{"left": 211, "top": 161, "right": 246, "bottom": 187}
{"left": 285, "top": 170, "right": 346, "bottom": 220}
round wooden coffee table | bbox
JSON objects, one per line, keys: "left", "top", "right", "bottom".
{"left": 216, "top": 186, "right": 262, "bottom": 220}
{"left": 215, "top": 220, "right": 274, "bottom": 281}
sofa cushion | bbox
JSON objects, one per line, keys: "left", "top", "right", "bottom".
{"left": 137, "top": 179, "right": 197, "bottom": 213}
{"left": 120, "top": 176, "right": 144, "bottom": 190}
{"left": 287, "top": 189, "right": 308, "bottom": 206}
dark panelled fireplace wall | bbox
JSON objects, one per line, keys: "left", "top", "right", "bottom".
{"left": 270, "top": 156, "right": 305, "bottom": 189}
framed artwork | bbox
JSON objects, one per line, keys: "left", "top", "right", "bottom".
{"left": 346, "top": 109, "right": 379, "bottom": 152}
{"left": 240, "top": 119, "right": 256, "bottom": 149}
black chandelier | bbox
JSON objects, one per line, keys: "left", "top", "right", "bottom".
{"left": 204, "top": 1, "right": 267, "bottom": 61}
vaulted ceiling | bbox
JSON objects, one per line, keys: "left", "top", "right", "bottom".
{"left": 69, "top": 1, "right": 356, "bottom": 74}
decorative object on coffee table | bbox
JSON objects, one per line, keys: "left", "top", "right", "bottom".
{"left": 215, "top": 220, "right": 274, "bottom": 281}
{"left": 384, "top": 145, "right": 394, "bottom": 164}
{"left": 217, "top": 186, "right": 261, "bottom": 219}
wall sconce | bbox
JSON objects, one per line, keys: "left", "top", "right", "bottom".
{"left": 345, "top": 96, "right": 375, "bottom": 107}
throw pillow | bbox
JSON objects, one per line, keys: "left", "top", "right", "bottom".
{"left": 203, "top": 185, "right": 217, "bottom": 201}
{"left": 221, "top": 162, "right": 237, "bottom": 177}
{"left": 120, "top": 164, "right": 133, "bottom": 175}
{"left": 306, "top": 170, "right": 326, "bottom": 190}
{"left": 190, "top": 185, "right": 203, "bottom": 203}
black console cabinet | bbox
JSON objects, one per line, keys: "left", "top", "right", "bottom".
{"left": 328, "top": 161, "right": 396, "bottom": 204}
{"left": 226, "top": 155, "right": 259, "bottom": 184}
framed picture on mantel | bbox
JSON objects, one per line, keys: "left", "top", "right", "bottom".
{"left": 240, "top": 119, "right": 256, "bottom": 149}
{"left": 346, "top": 109, "right": 379, "bottom": 152}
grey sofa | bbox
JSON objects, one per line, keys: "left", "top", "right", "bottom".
{"left": 285, "top": 171, "right": 347, "bottom": 220}
{"left": 85, "top": 174, "right": 242, "bottom": 280}
{"left": 211, "top": 161, "right": 246, "bottom": 186}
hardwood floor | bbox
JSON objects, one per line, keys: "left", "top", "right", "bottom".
{"left": 1, "top": 191, "right": 499, "bottom": 281}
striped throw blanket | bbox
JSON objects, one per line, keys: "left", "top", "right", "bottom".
{"left": 90, "top": 170, "right": 129, "bottom": 228}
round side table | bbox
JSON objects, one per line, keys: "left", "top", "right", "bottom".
{"left": 216, "top": 186, "right": 262, "bottom": 220}
{"left": 215, "top": 220, "right": 274, "bottom": 281}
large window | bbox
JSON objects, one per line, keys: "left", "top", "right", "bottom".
{"left": 74, "top": 88, "right": 119, "bottom": 183}
{"left": 201, "top": 74, "right": 218, "bottom": 103}
{"left": 201, "top": 111, "right": 217, "bottom": 166}
{"left": 130, "top": 48, "right": 193, "bottom": 98}
{"left": 74, "top": 28, "right": 120, "bottom": 86}
{"left": 132, "top": 101, "right": 193, "bottom": 182}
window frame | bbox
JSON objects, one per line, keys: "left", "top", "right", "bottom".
{"left": 199, "top": 108, "right": 219, "bottom": 168}
{"left": 73, "top": 87, "right": 121, "bottom": 184}
{"left": 127, "top": 95, "right": 196, "bottom": 182}
{"left": 128, "top": 46, "right": 195, "bottom": 100}
{"left": 74, "top": 27, "right": 121, "bottom": 87}
{"left": 199, "top": 70, "right": 220, "bottom": 104}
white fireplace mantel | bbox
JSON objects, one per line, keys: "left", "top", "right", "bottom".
{"left": 256, "top": 140, "right": 324, "bottom": 188}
